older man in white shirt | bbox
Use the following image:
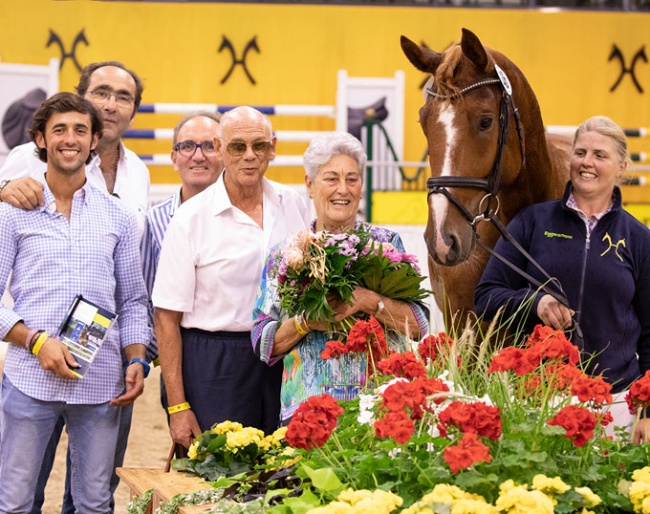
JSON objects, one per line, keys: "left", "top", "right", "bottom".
{"left": 153, "top": 106, "right": 309, "bottom": 449}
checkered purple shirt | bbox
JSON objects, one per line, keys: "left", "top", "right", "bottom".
{"left": 0, "top": 181, "right": 150, "bottom": 404}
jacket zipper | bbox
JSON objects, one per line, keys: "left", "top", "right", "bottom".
{"left": 575, "top": 232, "right": 590, "bottom": 327}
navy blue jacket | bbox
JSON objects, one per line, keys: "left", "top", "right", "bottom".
{"left": 475, "top": 183, "right": 650, "bottom": 392}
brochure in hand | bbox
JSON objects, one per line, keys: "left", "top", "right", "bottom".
{"left": 57, "top": 295, "right": 117, "bottom": 378}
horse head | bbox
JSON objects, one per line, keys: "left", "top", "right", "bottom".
{"left": 400, "top": 29, "right": 551, "bottom": 267}
{"left": 400, "top": 29, "right": 569, "bottom": 329}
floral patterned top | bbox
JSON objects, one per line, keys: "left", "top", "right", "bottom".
{"left": 252, "top": 219, "right": 430, "bottom": 423}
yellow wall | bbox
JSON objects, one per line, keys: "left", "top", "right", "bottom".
{"left": 1, "top": 1, "right": 649, "bottom": 189}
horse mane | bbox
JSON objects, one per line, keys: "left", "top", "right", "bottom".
{"left": 433, "top": 44, "right": 463, "bottom": 100}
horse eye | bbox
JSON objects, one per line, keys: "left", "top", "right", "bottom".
{"left": 479, "top": 117, "right": 493, "bottom": 131}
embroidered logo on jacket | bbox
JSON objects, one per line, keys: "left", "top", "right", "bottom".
{"left": 601, "top": 233, "right": 626, "bottom": 261}
{"left": 544, "top": 231, "right": 572, "bottom": 239}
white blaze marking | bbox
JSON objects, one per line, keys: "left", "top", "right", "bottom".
{"left": 432, "top": 105, "right": 456, "bottom": 258}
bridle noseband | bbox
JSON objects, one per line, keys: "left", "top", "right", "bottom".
{"left": 425, "top": 63, "right": 525, "bottom": 226}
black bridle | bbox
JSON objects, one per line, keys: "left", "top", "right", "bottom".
{"left": 425, "top": 64, "right": 581, "bottom": 343}
{"left": 425, "top": 64, "right": 525, "bottom": 225}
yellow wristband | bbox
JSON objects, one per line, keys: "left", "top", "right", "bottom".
{"left": 31, "top": 332, "right": 50, "bottom": 356}
{"left": 167, "top": 402, "right": 191, "bottom": 415}
{"left": 293, "top": 313, "right": 309, "bottom": 336}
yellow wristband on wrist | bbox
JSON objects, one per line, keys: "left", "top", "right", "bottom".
{"left": 31, "top": 332, "right": 49, "bottom": 356}
{"left": 294, "top": 313, "right": 309, "bottom": 336}
{"left": 167, "top": 402, "right": 191, "bottom": 415}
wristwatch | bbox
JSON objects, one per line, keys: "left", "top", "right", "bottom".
{"left": 375, "top": 297, "right": 386, "bottom": 317}
{"left": 128, "top": 357, "right": 151, "bottom": 378}
{"left": 0, "top": 179, "right": 10, "bottom": 202}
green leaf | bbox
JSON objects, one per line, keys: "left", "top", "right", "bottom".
{"left": 299, "top": 464, "right": 344, "bottom": 494}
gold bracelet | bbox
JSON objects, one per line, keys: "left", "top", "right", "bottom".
{"left": 293, "top": 313, "right": 309, "bottom": 336}
{"left": 31, "top": 332, "right": 50, "bottom": 356}
{"left": 167, "top": 402, "right": 191, "bottom": 415}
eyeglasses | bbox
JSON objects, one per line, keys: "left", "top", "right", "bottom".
{"left": 224, "top": 140, "right": 272, "bottom": 157}
{"left": 88, "top": 88, "right": 135, "bottom": 107}
{"left": 173, "top": 140, "right": 216, "bottom": 157}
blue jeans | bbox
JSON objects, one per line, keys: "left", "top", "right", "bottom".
{"left": 30, "top": 406, "right": 133, "bottom": 514}
{"left": 0, "top": 376, "right": 119, "bottom": 514}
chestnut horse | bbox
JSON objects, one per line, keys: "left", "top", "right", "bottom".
{"left": 401, "top": 29, "right": 571, "bottom": 332}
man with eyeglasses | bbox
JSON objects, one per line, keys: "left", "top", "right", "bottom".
{"left": 0, "top": 60, "right": 150, "bottom": 235}
{"left": 140, "top": 111, "right": 222, "bottom": 416}
{"left": 0, "top": 61, "right": 150, "bottom": 514}
{"left": 152, "top": 106, "right": 310, "bottom": 448}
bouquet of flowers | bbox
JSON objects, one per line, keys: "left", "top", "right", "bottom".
{"left": 271, "top": 225, "right": 430, "bottom": 332}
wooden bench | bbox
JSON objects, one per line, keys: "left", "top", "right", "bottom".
{"left": 117, "top": 468, "right": 218, "bottom": 513}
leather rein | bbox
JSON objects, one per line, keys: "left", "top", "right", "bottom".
{"left": 424, "top": 64, "right": 579, "bottom": 337}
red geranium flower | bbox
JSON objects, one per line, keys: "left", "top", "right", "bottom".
{"left": 443, "top": 433, "right": 492, "bottom": 473}
{"left": 418, "top": 332, "right": 455, "bottom": 365}
{"left": 345, "top": 316, "right": 389, "bottom": 364}
{"left": 438, "top": 401, "right": 502, "bottom": 440}
{"left": 488, "top": 346, "right": 536, "bottom": 376}
{"left": 321, "top": 340, "right": 348, "bottom": 360}
{"left": 377, "top": 351, "right": 426, "bottom": 379}
{"left": 525, "top": 327, "right": 580, "bottom": 366}
{"left": 625, "top": 370, "right": 650, "bottom": 414}
{"left": 547, "top": 405, "right": 598, "bottom": 447}
{"left": 374, "top": 410, "right": 415, "bottom": 444}
{"left": 285, "top": 393, "right": 344, "bottom": 450}
{"left": 571, "top": 374, "right": 613, "bottom": 405}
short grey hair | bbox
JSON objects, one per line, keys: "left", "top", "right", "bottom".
{"left": 172, "top": 110, "right": 221, "bottom": 146}
{"left": 303, "top": 132, "right": 367, "bottom": 181}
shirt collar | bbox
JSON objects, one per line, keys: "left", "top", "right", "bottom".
{"left": 210, "top": 172, "right": 278, "bottom": 216}
{"left": 40, "top": 175, "right": 91, "bottom": 215}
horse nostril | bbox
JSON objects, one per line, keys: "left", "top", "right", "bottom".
{"left": 446, "top": 233, "right": 460, "bottom": 264}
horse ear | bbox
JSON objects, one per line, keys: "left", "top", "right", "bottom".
{"left": 400, "top": 35, "right": 442, "bottom": 74}
{"left": 460, "top": 28, "right": 489, "bottom": 71}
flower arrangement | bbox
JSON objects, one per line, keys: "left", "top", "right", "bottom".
{"left": 271, "top": 226, "right": 429, "bottom": 332}
{"left": 163, "top": 323, "right": 650, "bottom": 514}
{"left": 173, "top": 421, "right": 289, "bottom": 481}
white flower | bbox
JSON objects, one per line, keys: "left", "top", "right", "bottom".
{"left": 357, "top": 410, "right": 375, "bottom": 425}
{"left": 377, "top": 377, "right": 408, "bottom": 395}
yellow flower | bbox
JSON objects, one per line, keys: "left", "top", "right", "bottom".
{"left": 531, "top": 475, "right": 571, "bottom": 495}
{"left": 451, "top": 498, "right": 498, "bottom": 514}
{"left": 225, "top": 426, "right": 264, "bottom": 452}
{"left": 633, "top": 467, "right": 650, "bottom": 484}
{"left": 272, "top": 426, "right": 288, "bottom": 439}
{"left": 308, "top": 501, "right": 353, "bottom": 513}
{"left": 574, "top": 487, "right": 602, "bottom": 507}
{"left": 211, "top": 421, "right": 243, "bottom": 435}
{"left": 400, "top": 507, "right": 434, "bottom": 514}
{"left": 496, "top": 487, "right": 555, "bottom": 513}
{"left": 187, "top": 440, "right": 199, "bottom": 460}
{"left": 404, "top": 484, "right": 486, "bottom": 513}
{"left": 334, "top": 489, "right": 402, "bottom": 513}
{"left": 629, "top": 480, "right": 650, "bottom": 513}
{"left": 499, "top": 480, "right": 518, "bottom": 494}
{"left": 338, "top": 489, "right": 374, "bottom": 505}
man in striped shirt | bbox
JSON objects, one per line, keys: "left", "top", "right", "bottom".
{"left": 141, "top": 110, "right": 222, "bottom": 414}
{"left": 0, "top": 93, "right": 150, "bottom": 513}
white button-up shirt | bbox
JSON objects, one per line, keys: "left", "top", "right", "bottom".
{"left": 152, "top": 175, "right": 310, "bottom": 332}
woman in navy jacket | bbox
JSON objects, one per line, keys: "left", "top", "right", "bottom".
{"left": 475, "top": 116, "right": 650, "bottom": 444}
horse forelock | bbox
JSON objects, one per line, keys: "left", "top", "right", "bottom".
{"left": 432, "top": 44, "right": 463, "bottom": 99}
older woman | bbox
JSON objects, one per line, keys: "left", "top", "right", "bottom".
{"left": 475, "top": 116, "right": 650, "bottom": 443}
{"left": 252, "top": 132, "right": 429, "bottom": 425}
